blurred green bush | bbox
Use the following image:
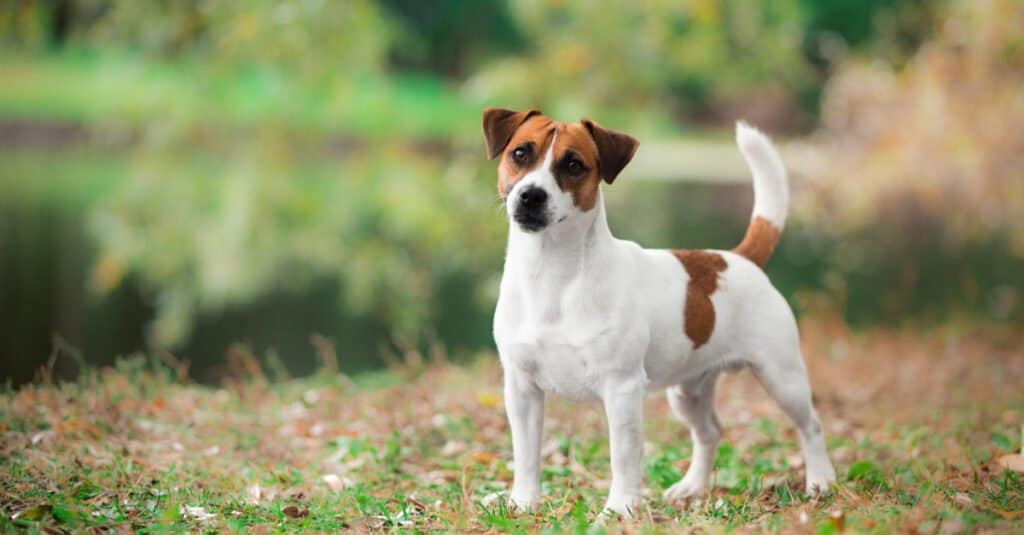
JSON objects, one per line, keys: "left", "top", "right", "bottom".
{"left": 1, "top": 0, "right": 1019, "bottom": 368}
{"left": 90, "top": 137, "right": 505, "bottom": 347}
{"left": 788, "top": 0, "right": 1024, "bottom": 315}
{"left": 466, "top": 1, "right": 813, "bottom": 128}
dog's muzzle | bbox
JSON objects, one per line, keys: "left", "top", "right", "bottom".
{"left": 512, "top": 185, "right": 550, "bottom": 232}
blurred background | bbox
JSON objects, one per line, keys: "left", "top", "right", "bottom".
{"left": 2, "top": 0, "right": 1022, "bottom": 386}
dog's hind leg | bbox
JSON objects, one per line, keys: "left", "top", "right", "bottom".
{"left": 750, "top": 338, "right": 836, "bottom": 496}
{"left": 663, "top": 370, "right": 722, "bottom": 502}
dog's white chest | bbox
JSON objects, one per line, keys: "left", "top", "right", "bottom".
{"left": 498, "top": 323, "right": 615, "bottom": 400}
{"left": 494, "top": 274, "right": 646, "bottom": 400}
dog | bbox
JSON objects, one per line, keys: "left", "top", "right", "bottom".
{"left": 483, "top": 108, "right": 837, "bottom": 517}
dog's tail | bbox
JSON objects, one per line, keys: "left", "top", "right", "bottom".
{"left": 732, "top": 121, "right": 788, "bottom": 268}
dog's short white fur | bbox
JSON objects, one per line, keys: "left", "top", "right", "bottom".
{"left": 492, "top": 120, "right": 836, "bottom": 516}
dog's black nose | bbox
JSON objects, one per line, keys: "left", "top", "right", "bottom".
{"left": 519, "top": 186, "right": 548, "bottom": 208}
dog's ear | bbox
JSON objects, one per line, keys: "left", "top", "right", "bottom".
{"left": 482, "top": 107, "right": 541, "bottom": 159}
{"left": 582, "top": 119, "right": 639, "bottom": 184}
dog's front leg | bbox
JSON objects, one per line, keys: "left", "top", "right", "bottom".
{"left": 601, "top": 377, "right": 646, "bottom": 517}
{"left": 504, "top": 368, "right": 545, "bottom": 511}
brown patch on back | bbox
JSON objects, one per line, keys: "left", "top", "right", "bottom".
{"left": 733, "top": 215, "right": 781, "bottom": 268}
{"left": 671, "top": 250, "right": 728, "bottom": 349}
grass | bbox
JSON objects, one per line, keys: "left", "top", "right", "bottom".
{"left": 2, "top": 319, "right": 1023, "bottom": 533}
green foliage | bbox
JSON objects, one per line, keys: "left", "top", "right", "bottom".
{"left": 3, "top": 2, "right": 485, "bottom": 352}
{"left": 0, "top": 53, "right": 481, "bottom": 139}
{"left": 90, "top": 138, "right": 504, "bottom": 347}
{"left": 3, "top": 0, "right": 1022, "bottom": 365}
{"left": 0, "top": 0, "right": 63, "bottom": 49}
{"left": 795, "top": 0, "right": 1024, "bottom": 246}
{"left": 380, "top": 0, "right": 526, "bottom": 76}
{"left": 786, "top": 0, "right": 1024, "bottom": 325}
{"left": 84, "top": 0, "right": 394, "bottom": 77}
{"left": 467, "top": 1, "right": 813, "bottom": 122}
{"left": 799, "top": 0, "right": 942, "bottom": 61}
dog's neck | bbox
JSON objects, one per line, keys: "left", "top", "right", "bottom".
{"left": 505, "top": 191, "right": 615, "bottom": 284}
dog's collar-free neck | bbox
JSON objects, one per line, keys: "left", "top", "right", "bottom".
{"left": 506, "top": 190, "right": 614, "bottom": 278}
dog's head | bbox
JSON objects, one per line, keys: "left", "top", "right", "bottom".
{"left": 482, "top": 108, "right": 639, "bottom": 233}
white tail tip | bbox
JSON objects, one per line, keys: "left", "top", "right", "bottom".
{"left": 734, "top": 120, "right": 788, "bottom": 229}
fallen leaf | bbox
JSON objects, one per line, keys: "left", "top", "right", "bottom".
{"left": 247, "top": 484, "right": 261, "bottom": 505}
{"left": 30, "top": 431, "right": 53, "bottom": 446}
{"left": 995, "top": 453, "right": 1024, "bottom": 473}
{"left": 829, "top": 508, "right": 845, "bottom": 532}
{"left": 282, "top": 505, "right": 308, "bottom": 519}
{"left": 11, "top": 504, "right": 52, "bottom": 521}
{"left": 480, "top": 492, "right": 505, "bottom": 507}
{"left": 472, "top": 451, "right": 497, "bottom": 464}
{"left": 425, "top": 470, "right": 458, "bottom": 483}
{"left": 405, "top": 495, "right": 426, "bottom": 513}
{"left": 990, "top": 508, "right": 1024, "bottom": 521}
{"left": 940, "top": 519, "right": 964, "bottom": 535}
{"left": 476, "top": 391, "right": 501, "bottom": 408}
{"left": 322, "top": 474, "right": 352, "bottom": 492}
{"left": 954, "top": 492, "right": 972, "bottom": 507}
{"left": 441, "top": 441, "right": 465, "bottom": 456}
{"left": 181, "top": 505, "right": 216, "bottom": 522}
{"left": 58, "top": 418, "right": 80, "bottom": 433}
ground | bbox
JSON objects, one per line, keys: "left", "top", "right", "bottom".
{"left": 2, "top": 319, "right": 1023, "bottom": 534}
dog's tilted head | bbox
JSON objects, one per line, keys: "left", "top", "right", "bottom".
{"left": 482, "top": 108, "right": 639, "bottom": 233}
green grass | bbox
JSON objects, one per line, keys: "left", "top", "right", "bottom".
{"left": 2, "top": 322, "right": 1022, "bottom": 533}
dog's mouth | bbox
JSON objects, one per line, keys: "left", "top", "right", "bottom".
{"left": 513, "top": 210, "right": 549, "bottom": 232}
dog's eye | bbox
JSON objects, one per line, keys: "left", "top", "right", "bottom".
{"left": 567, "top": 159, "right": 583, "bottom": 174}
{"left": 511, "top": 147, "right": 529, "bottom": 163}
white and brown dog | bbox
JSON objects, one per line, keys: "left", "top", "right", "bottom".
{"left": 483, "top": 108, "right": 836, "bottom": 516}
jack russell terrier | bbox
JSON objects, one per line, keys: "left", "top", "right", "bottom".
{"left": 483, "top": 108, "right": 836, "bottom": 517}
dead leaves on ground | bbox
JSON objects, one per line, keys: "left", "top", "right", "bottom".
{"left": 2, "top": 320, "right": 1023, "bottom": 531}
{"left": 281, "top": 505, "right": 308, "bottom": 519}
{"left": 995, "top": 453, "right": 1024, "bottom": 473}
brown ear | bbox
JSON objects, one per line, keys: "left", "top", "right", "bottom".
{"left": 482, "top": 107, "right": 541, "bottom": 159}
{"left": 582, "top": 119, "right": 639, "bottom": 184}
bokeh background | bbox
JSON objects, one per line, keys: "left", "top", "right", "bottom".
{"left": 2, "top": 0, "right": 1022, "bottom": 386}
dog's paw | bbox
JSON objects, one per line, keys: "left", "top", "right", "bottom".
{"left": 805, "top": 467, "right": 837, "bottom": 498}
{"left": 663, "top": 474, "right": 708, "bottom": 503}
{"left": 507, "top": 493, "right": 540, "bottom": 514}
{"left": 601, "top": 493, "right": 642, "bottom": 519}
